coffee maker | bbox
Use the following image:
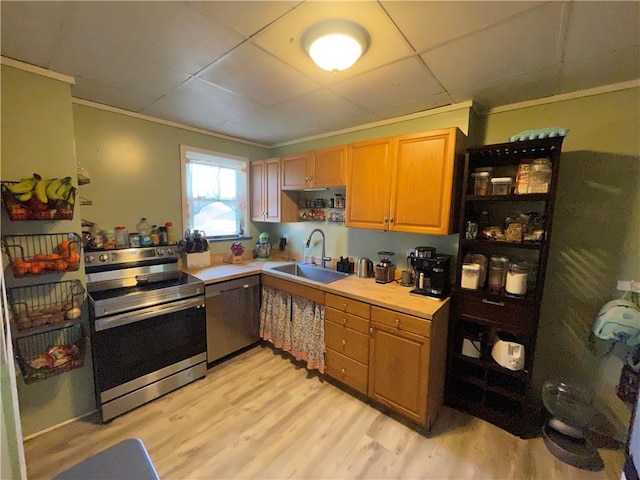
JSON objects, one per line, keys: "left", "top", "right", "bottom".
{"left": 410, "top": 254, "right": 451, "bottom": 299}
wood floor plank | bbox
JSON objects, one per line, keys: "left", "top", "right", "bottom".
{"left": 23, "top": 344, "right": 625, "bottom": 480}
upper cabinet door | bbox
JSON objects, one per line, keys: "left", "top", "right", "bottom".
{"left": 346, "top": 137, "right": 394, "bottom": 231}
{"left": 281, "top": 152, "right": 309, "bottom": 190}
{"left": 310, "top": 145, "right": 346, "bottom": 188}
{"left": 250, "top": 160, "right": 266, "bottom": 222}
{"left": 390, "top": 128, "right": 465, "bottom": 235}
{"left": 264, "top": 157, "right": 281, "bottom": 222}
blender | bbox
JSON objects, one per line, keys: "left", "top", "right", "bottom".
{"left": 375, "top": 251, "right": 396, "bottom": 284}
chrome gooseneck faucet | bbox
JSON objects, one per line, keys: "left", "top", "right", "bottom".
{"left": 305, "top": 228, "right": 331, "bottom": 268}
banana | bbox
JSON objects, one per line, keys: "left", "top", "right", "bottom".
{"left": 34, "top": 177, "right": 49, "bottom": 204}
{"left": 56, "top": 177, "right": 73, "bottom": 201}
{"left": 45, "top": 178, "right": 63, "bottom": 200}
{"left": 17, "top": 190, "right": 34, "bottom": 202}
{"left": 6, "top": 175, "right": 37, "bottom": 194}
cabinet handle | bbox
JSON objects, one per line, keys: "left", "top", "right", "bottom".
{"left": 389, "top": 217, "right": 394, "bottom": 223}
{"left": 482, "top": 299, "right": 505, "bottom": 307}
{"left": 395, "top": 318, "right": 400, "bottom": 328}
{"left": 342, "top": 318, "right": 347, "bottom": 326}
{"left": 383, "top": 216, "right": 388, "bottom": 223}
{"left": 342, "top": 303, "right": 347, "bottom": 311}
{"left": 341, "top": 368, "right": 346, "bottom": 374}
{"left": 342, "top": 339, "right": 346, "bottom": 346}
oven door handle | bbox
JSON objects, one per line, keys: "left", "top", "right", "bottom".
{"left": 94, "top": 297, "right": 205, "bottom": 332}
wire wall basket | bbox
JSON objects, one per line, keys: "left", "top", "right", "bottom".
{"left": 2, "top": 232, "right": 82, "bottom": 277}
{"left": 15, "top": 323, "right": 87, "bottom": 384}
{"left": 8, "top": 280, "right": 85, "bottom": 336}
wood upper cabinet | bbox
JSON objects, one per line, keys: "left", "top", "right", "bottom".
{"left": 346, "top": 127, "right": 465, "bottom": 234}
{"left": 345, "top": 137, "right": 394, "bottom": 230}
{"left": 390, "top": 128, "right": 465, "bottom": 235}
{"left": 250, "top": 157, "right": 297, "bottom": 223}
{"left": 281, "top": 146, "right": 346, "bottom": 190}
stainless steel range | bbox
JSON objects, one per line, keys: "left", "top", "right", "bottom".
{"left": 85, "top": 246, "right": 206, "bottom": 422}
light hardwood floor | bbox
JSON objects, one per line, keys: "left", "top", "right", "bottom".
{"left": 24, "top": 345, "right": 625, "bottom": 479}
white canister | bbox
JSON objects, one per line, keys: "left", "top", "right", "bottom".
{"left": 505, "top": 262, "right": 529, "bottom": 296}
{"left": 461, "top": 263, "right": 481, "bottom": 290}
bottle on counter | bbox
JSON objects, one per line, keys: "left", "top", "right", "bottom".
{"left": 158, "top": 226, "right": 168, "bottom": 246}
{"left": 151, "top": 225, "right": 160, "bottom": 246}
{"left": 165, "top": 221, "right": 175, "bottom": 244}
{"left": 137, "top": 217, "right": 152, "bottom": 246}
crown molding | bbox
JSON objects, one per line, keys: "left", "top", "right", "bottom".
{"left": 1, "top": 56, "right": 75, "bottom": 84}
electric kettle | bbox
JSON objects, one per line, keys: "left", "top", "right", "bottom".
{"left": 492, "top": 338, "right": 525, "bottom": 371}
{"left": 356, "top": 258, "right": 374, "bottom": 278}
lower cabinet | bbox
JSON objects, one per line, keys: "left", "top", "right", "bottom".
{"left": 324, "top": 293, "right": 371, "bottom": 395}
{"left": 323, "top": 293, "right": 449, "bottom": 429}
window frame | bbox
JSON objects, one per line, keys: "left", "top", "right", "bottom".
{"left": 180, "top": 145, "right": 249, "bottom": 240}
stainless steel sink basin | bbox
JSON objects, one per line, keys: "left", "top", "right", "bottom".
{"left": 270, "top": 263, "right": 349, "bottom": 284}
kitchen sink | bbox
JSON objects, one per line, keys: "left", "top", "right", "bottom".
{"left": 270, "top": 263, "right": 350, "bottom": 284}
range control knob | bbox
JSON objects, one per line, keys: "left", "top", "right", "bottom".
{"left": 167, "top": 248, "right": 174, "bottom": 255}
{"left": 85, "top": 255, "right": 94, "bottom": 264}
{"left": 99, "top": 254, "right": 109, "bottom": 262}
{"left": 156, "top": 249, "right": 165, "bottom": 256}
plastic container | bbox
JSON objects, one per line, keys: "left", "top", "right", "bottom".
{"left": 470, "top": 172, "right": 490, "bottom": 195}
{"left": 129, "top": 233, "right": 140, "bottom": 248}
{"left": 114, "top": 226, "right": 129, "bottom": 249}
{"left": 491, "top": 177, "right": 513, "bottom": 195}
{"left": 102, "top": 230, "right": 116, "bottom": 250}
{"left": 137, "top": 218, "right": 152, "bottom": 247}
{"left": 461, "top": 263, "right": 481, "bottom": 290}
{"left": 506, "top": 261, "right": 529, "bottom": 296}
{"left": 528, "top": 158, "right": 552, "bottom": 193}
{"left": 158, "top": 226, "right": 168, "bottom": 246}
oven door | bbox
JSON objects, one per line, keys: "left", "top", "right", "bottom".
{"left": 91, "top": 295, "right": 206, "bottom": 403}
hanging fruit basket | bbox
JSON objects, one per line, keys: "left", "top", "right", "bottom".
{"left": 8, "top": 280, "right": 85, "bottom": 335}
{"left": 15, "top": 323, "right": 87, "bottom": 384}
{"left": 2, "top": 233, "right": 82, "bottom": 277}
{"left": 1, "top": 175, "right": 76, "bottom": 221}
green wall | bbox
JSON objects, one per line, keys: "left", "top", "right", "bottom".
{"left": 72, "top": 105, "right": 270, "bottom": 255}
{"left": 483, "top": 87, "right": 640, "bottom": 437}
{"left": 1, "top": 65, "right": 93, "bottom": 437}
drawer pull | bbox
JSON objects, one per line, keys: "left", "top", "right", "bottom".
{"left": 342, "top": 339, "right": 346, "bottom": 346}
{"left": 482, "top": 299, "right": 505, "bottom": 307}
{"left": 342, "top": 303, "right": 347, "bottom": 310}
{"left": 341, "top": 368, "right": 346, "bottom": 374}
{"left": 395, "top": 319, "right": 400, "bottom": 328}
{"left": 342, "top": 318, "right": 347, "bottom": 326}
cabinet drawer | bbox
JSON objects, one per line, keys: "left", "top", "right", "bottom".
{"left": 457, "top": 294, "right": 535, "bottom": 333}
{"left": 325, "top": 293, "right": 370, "bottom": 319}
{"left": 325, "top": 349, "right": 368, "bottom": 395}
{"left": 371, "top": 306, "right": 431, "bottom": 338}
{"left": 324, "top": 320, "right": 369, "bottom": 365}
{"left": 325, "top": 307, "right": 370, "bottom": 334}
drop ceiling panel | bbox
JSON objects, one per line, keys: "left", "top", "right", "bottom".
{"left": 197, "top": 43, "right": 320, "bottom": 106}
{"left": 253, "top": 1, "right": 414, "bottom": 85}
{"left": 51, "top": 30, "right": 191, "bottom": 100}
{"left": 564, "top": 1, "right": 640, "bottom": 62}
{"left": 67, "top": 2, "right": 245, "bottom": 75}
{"left": 421, "top": 2, "right": 563, "bottom": 92}
{"left": 330, "top": 57, "right": 448, "bottom": 119}
{"left": 142, "top": 78, "right": 262, "bottom": 129}
{"left": 218, "top": 107, "right": 310, "bottom": 144}
{"left": 72, "top": 78, "right": 159, "bottom": 113}
{"left": 190, "top": 1, "right": 300, "bottom": 38}
{"left": 381, "top": 1, "right": 543, "bottom": 53}
{"left": 0, "top": 1, "right": 71, "bottom": 68}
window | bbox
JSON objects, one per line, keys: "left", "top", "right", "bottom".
{"left": 181, "top": 145, "right": 248, "bottom": 238}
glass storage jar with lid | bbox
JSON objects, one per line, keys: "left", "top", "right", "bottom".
{"left": 528, "top": 158, "right": 552, "bottom": 193}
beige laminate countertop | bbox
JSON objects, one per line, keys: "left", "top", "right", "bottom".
{"left": 186, "top": 260, "right": 449, "bottom": 320}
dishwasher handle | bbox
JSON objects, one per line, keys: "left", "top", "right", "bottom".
{"left": 206, "top": 275, "right": 260, "bottom": 297}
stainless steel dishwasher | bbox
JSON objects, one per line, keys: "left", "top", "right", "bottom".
{"left": 205, "top": 275, "right": 261, "bottom": 364}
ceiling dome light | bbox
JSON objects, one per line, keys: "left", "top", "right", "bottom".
{"left": 303, "top": 20, "right": 369, "bottom": 72}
